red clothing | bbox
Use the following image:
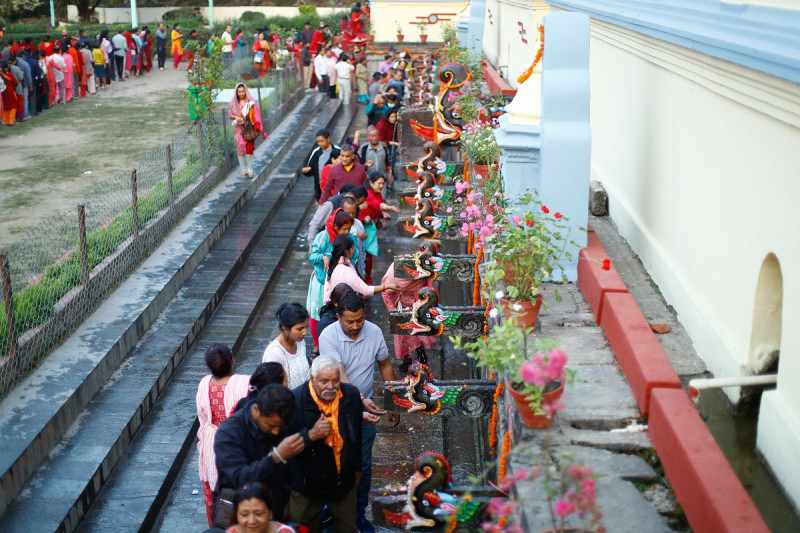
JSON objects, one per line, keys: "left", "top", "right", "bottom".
{"left": 359, "top": 189, "right": 384, "bottom": 221}
{"left": 0, "top": 71, "right": 18, "bottom": 109}
{"left": 69, "top": 47, "right": 82, "bottom": 76}
{"left": 320, "top": 162, "right": 367, "bottom": 203}
{"left": 320, "top": 164, "right": 332, "bottom": 195}
{"left": 40, "top": 41, "right": 55, "bottom": 56}
{"left": 376, "top": 116, "right": 398, "bottom": 146}
{"left": 310, "top": 29, "right": 326, "bottom": 55}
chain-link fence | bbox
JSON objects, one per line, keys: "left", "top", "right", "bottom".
{"left": 0, "top": 59, "right": 303, "bottom": 399}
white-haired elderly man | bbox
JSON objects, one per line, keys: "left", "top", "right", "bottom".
{"left": 287, "top": 355, "right": 379, "bottom": 532}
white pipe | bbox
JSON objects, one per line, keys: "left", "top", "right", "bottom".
{"left": 688, "top": 374, "right": 777, "bottom": 400}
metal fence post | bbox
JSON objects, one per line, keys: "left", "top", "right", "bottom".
{"left": 78, "top": 204, "right": 89, "bottom": 285}
{"left": 257, "top": 87, "right": 263, "bottom": 115}
{"left": 221, "top": 109, "right": 230, "bottom": 162}
{"left": 198, "top": 120, "right": 207, "bottom": 179}
{"left": 131, "top": 169, "right": 139, "bottom": 240}
{"left": 1, "top": 252, "right": 18, "bottom": 358}
{"left": 166, "top": 144, "right": 174, "bottom": 209}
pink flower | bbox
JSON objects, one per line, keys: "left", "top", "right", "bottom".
{"left": 460, "top": 223, "right": 470, "bottom": 237}
{"left": 519, "top": 361, "right": 545, "bottom": 387}
{"left": 542, "top": 398, "right": 565, "bottom": 417}
{"left": 512, "top": 215, "right": 522, "bottom": 226}
{"left": 455, "top": 181, "right": 468, "bottom": 194}
{"left": 446, "top": 206, "right": 453, "bottom": 213}
{"left": 554, "top": 498, "right": 576, "bottom": 518}
{"left": 545, "top": 349, "right": 568, "bottom": 381}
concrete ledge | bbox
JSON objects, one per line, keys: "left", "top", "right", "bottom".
{"left": 648, "top": 388, "right": 769, "bottom": 532}
{"left": 482, "top": 59, "right": 517, "bottom": 96}
{"left": 598, "top": 292, "right": 681, "bottom": 415}
{"left": 577, "top": 231, "right": 627, "bottom": 323}
{"left": 0, "top": 89, "right": 320, "bottom": 518}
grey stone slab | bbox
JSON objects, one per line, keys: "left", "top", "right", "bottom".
{"left": 555, "top": 445, "right": 658, "bottom": 483}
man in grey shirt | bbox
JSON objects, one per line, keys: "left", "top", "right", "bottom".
{"left": 111, "top": 29, "right": 128, "bottom": 81}
{"left": 318, "top": 293, "right": 394, "bottom": 533}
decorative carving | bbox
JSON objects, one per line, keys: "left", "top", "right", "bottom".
{"left": 408, "top": 63, "right": 471, "bottom": 146}
{"left": 397, "top": 199, "right": 461, "bottom": 240}
{"left": 399, "top": 170, "right": 466, "bottom": 214}
{"left": 389, "top": 287, "right": 486, "bottom": 337}
{"left": 383, "top": 375, "right": 497, "bottom": 417}
{"left": 394, "top": 242, "right": 475, "bottom": 282}
{"left": 383, "top": 452, "right": 485, "bottom": 530}
{"left": 404, "top": 142, "right": 465, "bottom": 186}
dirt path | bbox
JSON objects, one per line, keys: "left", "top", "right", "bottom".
{"left": 0, "top": 68, "right": 192, "bottom": 247}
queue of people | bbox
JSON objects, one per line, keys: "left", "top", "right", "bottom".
{"left": 0, "top": 24, "right": 167, "bottom": 126}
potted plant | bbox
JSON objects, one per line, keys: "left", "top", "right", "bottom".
{"left": 451, "top": 316, "right": 572, "bottom": 428}
{"left": 417, "top": 19, "right": 428, "bottom": 43}
{"left": 185, "top": 36, "right": 224, "bottom": 120}
{"left": 396, "top": 21, "right": 404, "bottom": 42}
{"left": 482, "top": 449, "right": 604, "bottom": 532}
{"left": 484, "top": 191, "right": 581, "bottom": 328}
{"left": 460, "top": 119, "right": 502, "bottom": 177}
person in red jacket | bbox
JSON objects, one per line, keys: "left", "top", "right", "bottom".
{"left": 1, "top": 59, "right": 19, "bottom": 125}
{"left": 310, "top": 22, "right": 326, "bottom": 55}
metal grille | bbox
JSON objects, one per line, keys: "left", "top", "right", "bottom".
{"left": 0, "top": 61, "right": 303, "bottom": 399}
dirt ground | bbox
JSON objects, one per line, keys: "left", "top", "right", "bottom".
{"left": 0, "top": 68, "right": 191, "bottom": 247}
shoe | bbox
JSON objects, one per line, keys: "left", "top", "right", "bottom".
{"left": 356, "top": 516, "right": 375, "bottom": 533}
{"left": 321, "top": 505, "right": 332, "bottom": 524}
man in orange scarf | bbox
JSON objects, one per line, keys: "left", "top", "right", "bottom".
{"left": 288, "top": 355, "right": 376, "bottom": 532}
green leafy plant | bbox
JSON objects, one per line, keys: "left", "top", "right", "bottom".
{"left": 441, "top": 22, "right": 458, "bottom": 45}
{"left": 417, "top": 19, "right": 428, "bottom": 35}
{"left": 395, "top": 21, "right": 404, "bottom": 35}
{"left": 185, "top": 36, "right": 224, "bottom": 120}
{"left": 460, "top": 120, "right": 502, "bottom": 164}
{"left": 485, "top": 191, "right": 582, "bottom": 304}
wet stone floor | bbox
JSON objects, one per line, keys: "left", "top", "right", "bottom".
{"left": 157, "top": 193, "right": 492, "bottom": 532}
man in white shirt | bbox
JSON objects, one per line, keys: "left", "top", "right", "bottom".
{"left": 221, "top": 25, "right": 233, "bottom": 65}
{"left": 313, "top": 47, "right": 328, "bottom": 94}
{"left": 334, "top": 53, "right": 354, "bottom": 104}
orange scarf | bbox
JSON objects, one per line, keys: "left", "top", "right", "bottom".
{"left": 308, "top": 381, "right": 344, "bottom": 473}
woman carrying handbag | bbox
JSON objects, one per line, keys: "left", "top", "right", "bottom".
{"left": 229, "top": 83, "right": 262, "bottom": 178}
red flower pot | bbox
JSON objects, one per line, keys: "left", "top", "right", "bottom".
{"left": 472, "top": 162, "right": 499, "bottom": 179}
{"left": 509, "top": 380, "right": 564, "bottom": 429}
{"left": 500, "top": 297, "right": 542, "bottom": 329}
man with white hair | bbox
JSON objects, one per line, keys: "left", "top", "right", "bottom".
{"left": 288, "top": 355, "right": 377, "bottom": 532}
{"left": 318, "top": 293, "right": 395, "bottom": 532}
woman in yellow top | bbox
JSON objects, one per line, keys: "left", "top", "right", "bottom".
{"left": 171, "top": 23, "right": 183, "bottom": 69}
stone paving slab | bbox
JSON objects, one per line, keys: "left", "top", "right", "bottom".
{"left": 0, "top": 93, "right": 343, "bottom": 531}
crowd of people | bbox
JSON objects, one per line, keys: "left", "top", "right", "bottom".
{"left": 0, "top": 24, "right": 177, "bottom": 126}
{"left": 204, "top": 40, "right": 443, "bottom": 529}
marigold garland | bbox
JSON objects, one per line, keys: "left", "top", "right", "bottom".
{"left": 488, "top": 382, "right": 504, "bottom": 452}
{"left": 498, "top": 430, "right": 511, "bottom": 480}
{"left": 472, "top": 247, "right": 483, "bottom": 305}
{"left": 458, "top": 0, "right": 472, "bottom": 14}
{"left": 445, "top": 518, "right": 458, "bottom": 533}
{"left": 482, "top": 301, "right": 491, "bottom": 335}
{"left": 517, "top": 24, "right": 544, "bottom": 84}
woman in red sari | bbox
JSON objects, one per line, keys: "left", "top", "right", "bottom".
{"left": 253, "top": 32, "right": 271, "bottom": 78}
{"left": 141, "top": 27, "right": 153, "bottom": 72}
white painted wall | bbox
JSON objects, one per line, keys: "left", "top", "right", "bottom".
{"left": 585, "top": 19, "right": 800, "bottom": 508}
{"left": 482, "top": 0, "right": 549, "bottom": 85}
{"left": 368, "top": 1, "right": 465, "bottom": 42}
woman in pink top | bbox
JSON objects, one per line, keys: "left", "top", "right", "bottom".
{"left": 323, "top": 234, "right": 399, "bottom": 302}
{"left": 195, "top": 343, "right": 250, "bottom": 527}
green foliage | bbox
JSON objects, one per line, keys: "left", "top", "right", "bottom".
{"left": 163, "top": 8, "right": 197, "bottom": 22}
{"left": 185, "top": 37, "right": 225, "bottom": 120}
{"left": 441, "top": 22, "right": 458, "bottom": 45}
{"left": 240, "top": 11, "right": 267, "bottom": 24}
{"left": 298, "top": 5, "right": 317, "bottom": 16}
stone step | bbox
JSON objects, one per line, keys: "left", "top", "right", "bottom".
{"left": 0, "top": 94, "right": 344, "bottom": 532}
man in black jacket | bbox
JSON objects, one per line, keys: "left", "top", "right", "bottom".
{"left": 288, "top": 355, "right": 378, "bottom": 532}
{"left": 214, "top": 385, "right": 305, "bottom": 522}
{"left": 301, "top": 128, "right": 340, "bottom": 201}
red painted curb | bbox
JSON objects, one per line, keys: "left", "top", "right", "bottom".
{"left": 649, "top": 389, "right": 770, "bottom": 532}
{"left": 577, "top": 244, "right": 627, "bottom": 323}
{"left": 599, "top": 292, "right": 681, "bottom": 414}
{"left": 482, "top": 60, "right": 517, "bottom": 96}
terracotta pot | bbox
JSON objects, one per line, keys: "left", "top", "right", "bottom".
{"left": 500, "top": 297, "right": 542, "bottom": 329}
{"left": 420, "top": 34, "right": 428, "bottom": 43}
{"left": 472, "top": 162, "right": 499, "bottom": 178}
{"left": 509, "top": 380, "right": 564, "bottom": 429}
{"left": 397, "top": 34, "right": 404, "bottom": 42}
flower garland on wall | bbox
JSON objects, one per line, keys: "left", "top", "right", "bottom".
{"left": 518, "top": 24, "right": 544, "bottom": 84}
